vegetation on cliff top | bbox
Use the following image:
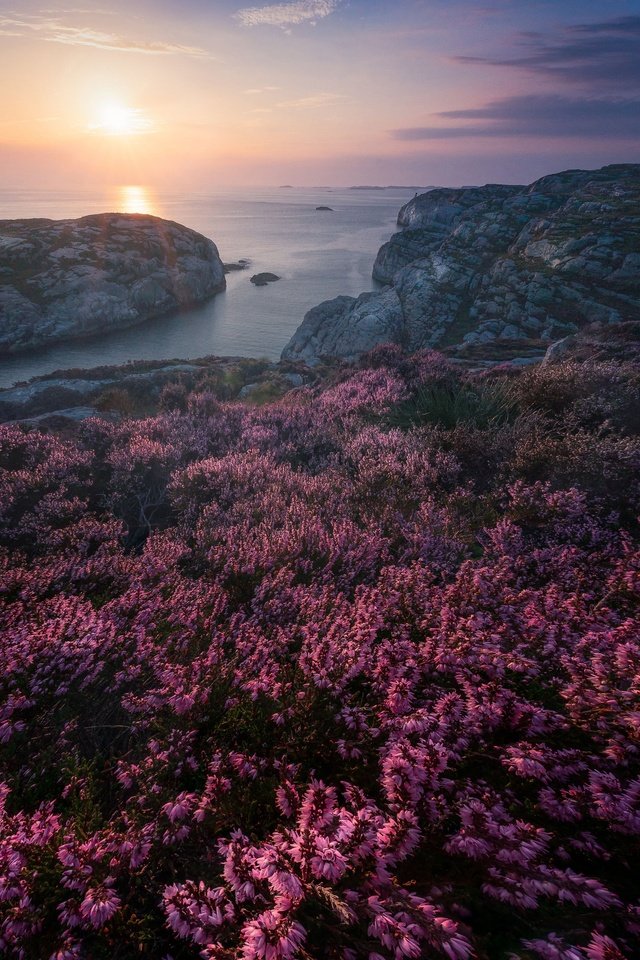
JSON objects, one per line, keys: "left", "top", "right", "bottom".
{"left": 1, "top": 345, "right": 639, "bottom": 959}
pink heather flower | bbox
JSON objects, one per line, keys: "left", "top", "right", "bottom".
{"left": 220, "top": 831, "right": 259, "bottom": 902}
{"left": 241, "top": 908, "right": 306, "bottom": 960}
{"left": 162, "top": 792, "right": 196, "bottom": 823}
{"left": 276, "top": 782, "right": 299, "bottom": 818}
{"left": 79, "top": 885, "right": 121, "bottom": 928}
{"left": 168, "top": 692, "right": 196, "bottom": 714}
{"left": 368, "top": 910, "right": 422, "bottom": 959}
{"left": 585, "top": 932, "right": 627, "bottom": 960}
{"left": 298, "top": 781, "right": 338, "bottom": 831}
{"left": 270, "top": 870, "right": 305, "bottom": 900}
{"left": 522, "top": 933, "right": 585, "bottom": 960}
{"left": 163, "top": 881, "right": 234, "bottom": 945}
{"left": 49, "top": 938, "right": 83, "bottom": 960}
{"left": 309, "top": 836, "right": 349, "bottom": 882}
{"left": 254, "top": 847, "right": 305, "bottom": 899}
{"left": 376, "top": 810, "right": 421, "bottom": 863}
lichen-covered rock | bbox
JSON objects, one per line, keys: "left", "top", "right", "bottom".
{"left": 0, "top": 213, "right": 226, "bottom": 354}
{"left": 283, "top": 164, "right": 640, "bottom": 363}
{"left": 282, "top": 290, "right": 404, "bottom": 364}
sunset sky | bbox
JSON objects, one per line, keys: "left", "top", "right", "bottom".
{"left": 1, "top": 0, "right": 639, "bottom": 188}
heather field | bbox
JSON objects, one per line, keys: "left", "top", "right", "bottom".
{"left": 1, "top": 346, "right": 639, "bottom": 960}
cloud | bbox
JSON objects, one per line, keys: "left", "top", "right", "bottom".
{"left": 0, "top": 14, "right": 212, "bottom": 57}
{"left": 244, "top": 86, "right": 281, "bottom": 94}
{"left": 569, "top": 15, "right": 640, "bottom": 36}
{"left": 451, "top": 15, "right": 640, "bottom": 90}
{"left": 48, "top": 28, "right": 210, "bottom": 57}
{"left": 245, "top": 89, "right": 343, "bottom": 111}
{"left": 277, "top": 92, "right": 344, "bottom": 108}
{"left": 392, "top": 95, "right": 640, "bottom": 141}
{"left": 38, "top": 7, "right": 116, "bottom": 13}
{"left": 235, "top": 0, "right": 341, "bottom": 29}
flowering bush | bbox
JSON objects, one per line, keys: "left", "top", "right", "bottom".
{"left": 0, "top": 352, "right": 638, "bottom": 959}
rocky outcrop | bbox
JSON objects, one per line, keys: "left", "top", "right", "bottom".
{"left": 281, "top": 291, "right": 404, "bottom": 364}
{"left": 224, "top": 259, "right": 251, "bottom": 273}
{"left": 283, "top": 165, "right": 640, "bottom": 363}
{"left": 0, "top": 213, "right": 226, "bottom": 354}
{"left": 0, "top": 362, "right": 203, "bottom": 422}
{"left": 0, "top": 356, "right": 315, "bottom": 423}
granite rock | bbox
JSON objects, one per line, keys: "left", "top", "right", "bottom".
{"left": 0, "top": 213, "right": 226, "bottom": 354}
{"left": 283, "top": 165, "right": 640, "bottom": 363}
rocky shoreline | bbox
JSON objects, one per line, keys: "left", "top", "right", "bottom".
{"left": 282, "top": 164, "right": 640, "bottom": 363}
{"left": 0, "top": 213, "right": 226, "bottom": 355}
{"left": 2, "top": 164, "right": 639, "bottom": 419}
{"left": 0, "top": 355, "right": 319, "bottom": 424}
{"left": 2, "top": 321, "right": 639, "bottom": 425}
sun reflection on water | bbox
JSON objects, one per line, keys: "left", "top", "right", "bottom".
{"left": 115, "top": 185, "right": 158, "bottom": 216}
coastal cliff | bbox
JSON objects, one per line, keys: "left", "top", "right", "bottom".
{"left": 282, "top": 164, "right": 640, "bottom": 363}
{"left": 0, "top": 213, "right": 226, "bottom": 354}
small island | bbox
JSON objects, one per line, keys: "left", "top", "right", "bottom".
{"left": 250, "top": 272, "right": 281, "bottom": 286}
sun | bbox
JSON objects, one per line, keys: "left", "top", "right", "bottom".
{"left": 90, "top": 101, "right": 152, "bottom": 136}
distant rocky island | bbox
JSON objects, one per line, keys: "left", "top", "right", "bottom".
{"left": 349, "top": 185, "right": 436, "bottom": 191}
{"left": 250, "top": 272, "right": 281, "bottom": 286}
{"left": 284, "top": 164, "right": 640, "bottom": 363}
{"left": 0, "top": 213, "right": 226, "bottom": 355}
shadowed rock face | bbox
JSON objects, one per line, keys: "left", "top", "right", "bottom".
{"left": 282, "top": 164, "right": 640, "bottom": 363}
{"left": 0, "top": 213, "right": 226, "bottom": 354}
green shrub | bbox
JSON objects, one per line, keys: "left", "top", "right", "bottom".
{"left": 94, "top": 388, "right": 135, "bottom": 416}
{"left": 387, "top": 379, "right": 521, "bottom": 430}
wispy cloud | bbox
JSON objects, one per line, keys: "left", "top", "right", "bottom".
{"left": 39, "top": 7, "right": 116, "bottom": 13}
{"left": 451, "top": 15, "right": 640, "bottom": 91}
{"left": 391, "top": 16, "right": 640, "bottom": 148}
{"left": 277, "top": 92, "right": 344, "bottom": 108}
{"left": 235, "top": 0, "right": 341, "bottom": 29}
{"left": 0, "top": 14, "right": 212, "bottom": 57}
{"left": 244, "top": 86, "right": 281, "bottom": 94}
{"left": 49, "top": 29, "right": 210, "bottom": 57}
{"left": 392, "top": 95, "right": 640, "bottom": 140}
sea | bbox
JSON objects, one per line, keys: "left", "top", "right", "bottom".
{"left": 0, "top": 184, "right": 419, "bottom": 388}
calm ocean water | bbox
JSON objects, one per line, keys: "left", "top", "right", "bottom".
{"left": 0, "top": 185, "right": 416, "bottom": 388}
